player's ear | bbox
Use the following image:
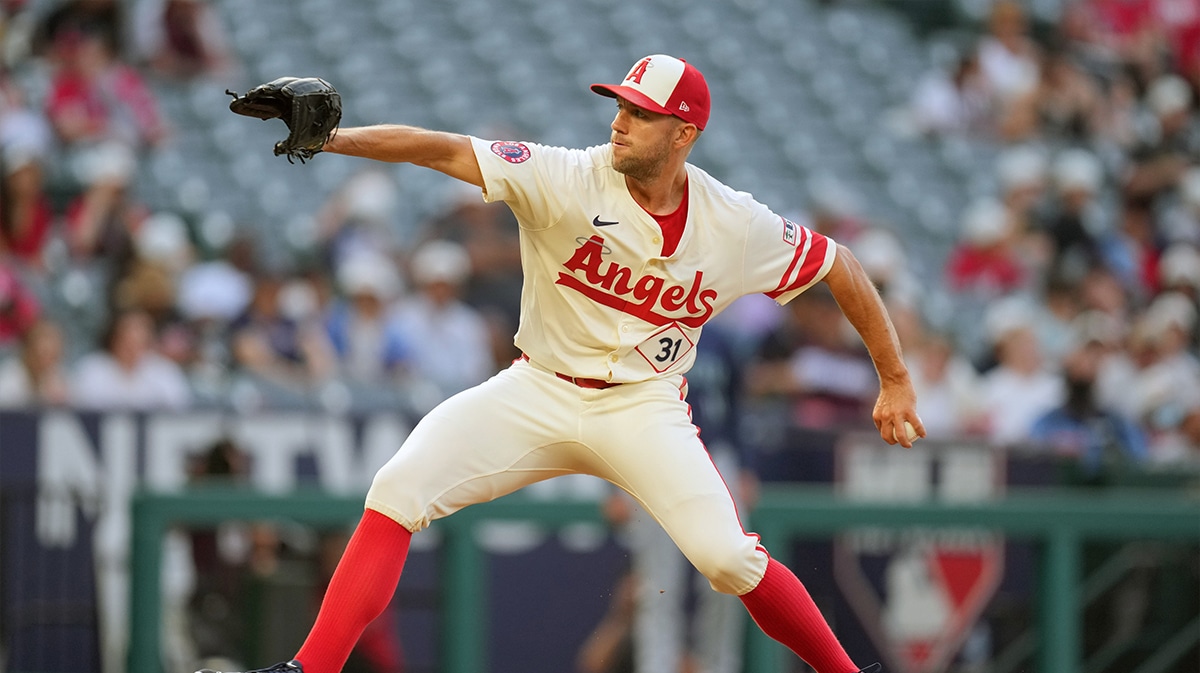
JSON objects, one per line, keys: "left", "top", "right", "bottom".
{"left": 674, "top": 122, "right": 699, "bottom": 149}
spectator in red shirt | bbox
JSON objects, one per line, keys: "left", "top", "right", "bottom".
{"left": 44, "top": 25, "right": 166, "bottom": 152}
{"left": 1173, "top": 16, "right": 1200, "bottom": 92}
{"left": 946, "top": 197, "right": 1028, "bottom": 296}
{"left": 0, "top": 263, "right": 41, "bottom": 348}
{"left": 1081, "top": 0, "right": 1164, "bottom": 79}
{"left": 44, "top": 25, "right": 166, "bottom": 259}
{"left": 0, "top": 73, "right": 54, "bottom": 265}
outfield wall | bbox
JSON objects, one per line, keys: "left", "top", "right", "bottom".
{"left": 3, "top": 410, "right": 1197, "bottom": 673}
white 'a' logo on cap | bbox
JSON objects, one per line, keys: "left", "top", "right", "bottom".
{"left": 625, "top": 55, "right": 687, "bottom": 108}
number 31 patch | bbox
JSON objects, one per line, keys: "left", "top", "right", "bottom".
{"left": 635, "top": 323, "right": 695, "bottom": 373}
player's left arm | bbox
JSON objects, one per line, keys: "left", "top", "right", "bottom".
{"left": 323, "top": 125, "right": 484, "bottom": 188}
{"left": 821, "top": 243, "right": 925, "bottom": 447}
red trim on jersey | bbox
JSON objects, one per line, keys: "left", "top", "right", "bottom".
{"left": 770, "top": 225, "right": 811, "bottom": 294}
{"left": 646, "top": 179, "right": 688, "bottom": 257}
{"left": 765, "top": 230, "right": 830, "bottom": 300}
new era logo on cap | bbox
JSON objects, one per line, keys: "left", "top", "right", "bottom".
{"left": 591, "top": 54, "right": 711, "bottom": 130}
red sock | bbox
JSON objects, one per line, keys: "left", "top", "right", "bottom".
{"left": 739, "top": 557, "right": 859, "bottom": 673}
{"left": 295, "top": 508, "right": 412, "bottom": 673}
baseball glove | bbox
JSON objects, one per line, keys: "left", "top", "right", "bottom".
{"left": 226, "top": 77, "right": 342, "bottom": 163}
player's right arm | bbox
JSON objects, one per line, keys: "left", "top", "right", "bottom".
{"left": 821, "top": 244, "right": 924, "bottom": 447}
{"left": 323, "top": 125, "right": 484, "bottom": 188}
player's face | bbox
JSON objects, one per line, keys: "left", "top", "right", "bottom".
{"left": 610, "top": 97, "right": 680, "bottom": 180}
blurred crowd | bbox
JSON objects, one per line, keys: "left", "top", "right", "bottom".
{"left": 0, "top": 0, "right": 1197, "bottom": 476}
{"left": 890, "top": 0, "right": 1200, "bottom": 469}
{"left": 0, "top": 0, "right": 515, "bottom": 419}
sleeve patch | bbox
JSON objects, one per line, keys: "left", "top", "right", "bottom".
{"left": 490, "top": 141, "right": 532, "bottom": 164}
{"left": 782, "top": 217, "right": 798, "bottom": 246}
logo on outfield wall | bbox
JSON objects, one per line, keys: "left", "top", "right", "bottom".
{"left": 833, "top": 437, "right": 1004, "bottom": 673}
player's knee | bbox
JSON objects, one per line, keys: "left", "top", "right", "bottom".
{"left": 365, "top": 464, "right": 426, "bottom": 531}
{"left": 693, "top": 545, "right": 766, "bottom": 595}
{"left": 367, "top": 459, "right": 401, "bottom": 497}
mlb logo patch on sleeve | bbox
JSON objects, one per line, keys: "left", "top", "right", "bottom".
{"left": 782, "top": 217, "right": 798, "bottom": 246}
{"left": 491, "top": 141, "right": 532, "bottom": 164}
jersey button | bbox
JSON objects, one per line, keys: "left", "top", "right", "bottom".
{"left": 652, "top": 236, "right": 662, "bottom": 244}
{"left": 610, "top": 354, "right": 619, "bottom": 362}
{"left": 621, "top": 325, "right": 630, "bottom": 333}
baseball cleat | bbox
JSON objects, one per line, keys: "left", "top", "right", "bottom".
{"left": 856, "top": 664, "right": 882, "bottom": 673}
{"left": 196, "top": 660, "right": 303, "bottom": 673}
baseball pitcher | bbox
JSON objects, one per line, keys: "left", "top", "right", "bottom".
{"left": 212, "top": 54, "right": 923, "bottom": 673}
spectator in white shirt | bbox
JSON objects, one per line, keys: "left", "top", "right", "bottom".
{"left": 976, "top": 0, "right": 1041, "bottom": 105}
{"left": 71, "top": 308, "right": 192, "bottom": 410}
{"left": 905, "top": 330, "right": 988, "bottom": 440}
{"left": 907, "top": 50, "right": 993, "bottom": 136}
{"left": 326, "top": 249, "right": 408, "bottom": 383}
{"left": 0, "top": 319, "right": 71, "bottom": 407}
{"left": 979, "top": 299, "right": 1065, "bottom": 446}
{"left": 1128, "top": 293, "right": 1200, "bottom": 458}
{"left": 391, "top": 240, "right": 496, "bottom": 411}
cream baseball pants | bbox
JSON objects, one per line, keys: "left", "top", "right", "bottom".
{"left": 366, "top": 358, "right": 769, "bottom": 596}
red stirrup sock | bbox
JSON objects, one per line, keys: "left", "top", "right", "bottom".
{"left": 295, "top": 508, "right": 412, "bottom": 673}
{"left": 739, "top": 557, "right": 858, "bottom": 673}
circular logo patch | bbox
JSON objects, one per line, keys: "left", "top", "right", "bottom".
{"left": 491, "top": 141, "right": 531, "bottom": 164}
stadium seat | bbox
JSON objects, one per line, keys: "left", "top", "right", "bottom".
{"left": 149, "top": 0, "right": 972, "bottom": 301}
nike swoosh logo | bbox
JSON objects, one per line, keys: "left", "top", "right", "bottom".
{"left": 592, "top": 215, "right": 619, "bottom": 227}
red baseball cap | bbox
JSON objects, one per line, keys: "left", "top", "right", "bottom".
{"left": 591, "top": 54, "right": 711, "bottom": 130}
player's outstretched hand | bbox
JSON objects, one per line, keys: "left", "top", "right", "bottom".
{"left": 226, "top": 77, "right": 342, "bottom": 163}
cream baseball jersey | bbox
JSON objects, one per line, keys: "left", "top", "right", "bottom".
{"left": 470, "top": 136, "right": 837, "bottom": 383}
